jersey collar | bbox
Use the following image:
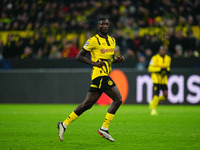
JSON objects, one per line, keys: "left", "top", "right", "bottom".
{"left": 98, "top": 33, "right": 108, "bottom": 39}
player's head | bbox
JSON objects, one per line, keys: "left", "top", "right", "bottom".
{"left": 97, "top": 18, "right": 109, "bottom": 35}
{"left": 159, "top": 45, "right": 167, "bottom": 56}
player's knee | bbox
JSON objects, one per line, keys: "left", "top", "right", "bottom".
{"left": 115, "top": 97, "right": 122, "bottom": 106}
{"left": 163, "top": 92, "right": 168, "bottom": 98}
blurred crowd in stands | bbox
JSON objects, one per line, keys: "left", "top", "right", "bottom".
{"left": 0, "top": 0, "right": 200, "bottom": 64}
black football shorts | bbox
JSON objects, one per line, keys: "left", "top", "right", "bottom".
{"left": 153, "top": 84, "right": 168, "bottom": 95}
{"left": 89, "top": 76, "right": 116, "bottom": 94}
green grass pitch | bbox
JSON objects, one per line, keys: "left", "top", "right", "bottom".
{"left": 0, "top": 104, "right": 200, "bottom": 150}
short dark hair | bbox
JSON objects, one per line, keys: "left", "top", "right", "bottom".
{"left": 160, "top": 45, "right": 167, "bottom": 50}
{"left": 98, "top": 18, "right": 109, "bottom": 23}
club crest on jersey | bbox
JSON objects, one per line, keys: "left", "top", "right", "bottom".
{"left": 100, "top": 48, "right": 114, "bottom": 54}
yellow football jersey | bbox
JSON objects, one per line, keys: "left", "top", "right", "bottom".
{"left": 148, "top": 54, "right": 171, "bottom": 84}
{"left": 83, "top": 34, "right": 116, "bottom": 80}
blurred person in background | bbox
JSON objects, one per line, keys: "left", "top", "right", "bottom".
{"left": 171, "top": 31, "right": 186, "bottom": 56}
{"left": 150, "top": 35, "right": 162, "bottom": 55}
{"left": 174, "top": 44, "right": 184, "bottom": 57}
{"left": 132, "top": 31, "right": 141, "bottom": 56}
{"left": 0, "top": 40, "right": 4, "bottom": 59}
{"left": 148, "top": 45, "right": 171, "bottom": 116}
{"left": 61, "top": 41, "right": 79, "bottom": 58}
{"left": 124, "top": 33, "right": 135, "bottom": 58}
{"left": 143, "top": 48, "right": 153, "bottom": 66}
{"left": 34, "top": 48, "right": 44, "bottom": 59}
{"left": 115, "top": 30, "right": 127, "bottom": 55}
{"left": 2, "top": 35, "right": 18, "bottom": 59}
{"left": 0, "top": 0, "right": 200, "bottom": 60}
{"left": 49, "top": 45, "right": 61, "bottom": 59}
{"left": 20, "top": 46, "right": 33, "bottom": 59}
{"left": 140, "top": 34, "right": 152, "bottom": 53}
{"left": 32, "top": 32, "right": 45, "bottom": 55}
{"left": 186, "top": 30, "right": 199, "bottom": 57}
{"left": 136, "top": 54, "right": 147, "bottom": 71}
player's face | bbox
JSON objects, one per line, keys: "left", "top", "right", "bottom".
{"left": 159, "top": 46, "right": 167, "bottom": 56}
{"left": 98, "top": 19, "right": 109, "bottom": 35}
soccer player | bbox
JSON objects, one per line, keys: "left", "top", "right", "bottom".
{"left": 148, "top": 45, "right": 171, "bottom": 116}
{"left": 57, "top": 18, "right": 125, "bottom": 142}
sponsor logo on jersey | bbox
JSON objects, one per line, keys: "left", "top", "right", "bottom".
{"left": 100, "top": 48, "right": 114, "bottom": 54}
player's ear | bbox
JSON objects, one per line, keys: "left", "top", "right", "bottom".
{"left": 109, "top": 21, "right": 111, "bottom": 26}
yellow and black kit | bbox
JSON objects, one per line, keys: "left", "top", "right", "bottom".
{"left": 83, "top": 34, "right": 116, "bottom": 80}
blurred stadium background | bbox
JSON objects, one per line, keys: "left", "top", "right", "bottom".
{"left": 0, "top": 0, "right": 200, "bottom": 105}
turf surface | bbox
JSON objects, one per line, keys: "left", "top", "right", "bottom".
{"left": 0, "top": 104, "right": 199, "bottom": 150}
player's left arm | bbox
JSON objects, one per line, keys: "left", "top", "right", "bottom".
{"left": 112, "top": 37, "right": 125, "bottom": 63}
{"left": 160, "top": 56, "right": 171, "bottom": 75}
{"left": 159, "top": 55, "right": 171, "bottom": 69}
{"left": 113, "top": 55, "right": 125, "bottom": 63}
{"left": 166, "top": 56, "right": 171, "bottom": 73}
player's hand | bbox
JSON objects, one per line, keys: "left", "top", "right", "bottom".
{"left": 160, "top": 68, "right": 167, "bottom": 76}
{"left": 95, "top": 61, "right": 105, "bottom": 68}
{"left": 116, "top": 55, "right": 125, "bottom": 62}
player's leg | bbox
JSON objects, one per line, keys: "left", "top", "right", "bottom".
{"left": 98, "top": 86, "right": 122, "bottom": 142}
{"left": 74, "top": 91, "right": 102, "bottom": 116}
{"left": 58, "top": 91, "right": 101, "bottom": 141}
{"left": 151, "top": 85, "right": 168, "bottom": 116}
{"left": 105, "top": 86, "right": 122, "bottom": 114}
{"left": 158, "top": 85, "right": 168, "bottom": 102}
{"left": 64, "top": 91, "right": 101, "bottom": 126}
{"left": 151, "top": 84, "right": 160, "bottom": 116}
{"left": 158, "top": 91, "right": 167, "bottom": 102}
{"left": 102, "top": 86, "right": 122, "bottom": 129}
{"left": 150, "top": 84, "right": 159, "bottom": 110}
{"left": 151, "top": 95, "right": 159, "bottom": 116}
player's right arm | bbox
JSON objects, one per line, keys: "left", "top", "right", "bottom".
{"left": 148, "top": 56, "right": 161, "bottom": 73}
{"left": 76, "top": 49, "right": 105, "bottom": 68}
